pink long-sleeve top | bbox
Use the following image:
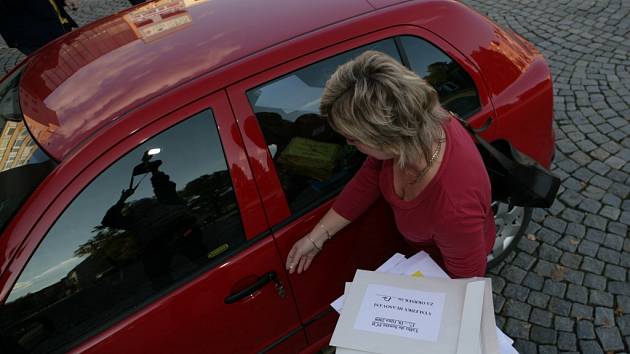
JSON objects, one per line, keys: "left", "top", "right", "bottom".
{"left": 332, "top": 117, "right": 496, "bottom": 278}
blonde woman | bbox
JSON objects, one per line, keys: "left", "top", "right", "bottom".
{"left": 285, "top": 50, "right": 496, "bottom": 278}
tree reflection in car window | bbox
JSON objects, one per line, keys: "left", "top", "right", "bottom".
{"left": 246, "top": 39, "right": 401, "bottom": 217}
{"left": 399, "top": 36, "right": 481, "bottom": 118}
{"left": 0, "top": 109, "right": 246, "bottom": 353}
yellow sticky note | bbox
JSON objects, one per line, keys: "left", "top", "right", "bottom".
{"left": 411, "top": 271, "right": 424, "bottom": 278}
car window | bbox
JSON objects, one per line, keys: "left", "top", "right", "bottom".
{"left": 399, "top": 36, "right": 481, "bottom": 118}
{"left": 246, "top": 39, "right": 401, "bottom": 218}
{"left": 0, "top": 109, "right": 246, "bottom": 353}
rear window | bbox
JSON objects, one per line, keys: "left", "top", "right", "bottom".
{"left": 0, "top": 68, "right": 56, "bottom": 235}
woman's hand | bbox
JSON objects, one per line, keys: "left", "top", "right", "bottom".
{"left": 286, "top": 234, "right": 321, "bottom": 274}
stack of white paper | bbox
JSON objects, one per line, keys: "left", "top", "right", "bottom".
{"left": 330, "top": 252, "right": 518, "bottom": 354}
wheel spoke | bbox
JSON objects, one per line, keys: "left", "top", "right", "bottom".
{"left": 487, "top": 202, "right": 530, "bottom": 265}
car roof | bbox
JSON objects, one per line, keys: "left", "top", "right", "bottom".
{"left": 19, "top": 0, "right": 381, "bottom": 161}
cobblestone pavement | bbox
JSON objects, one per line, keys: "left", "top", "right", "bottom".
{"left": 1, "top": 0, "right": 630, "bottom": 353}
{"left": 459, "top": 1, "right": 630, "bottom": 353}
{"left": 0, "top": 0, "right": 130, "bottom": 73}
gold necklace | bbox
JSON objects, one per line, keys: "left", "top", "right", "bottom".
{"left": 405, "top": 134, "right": 445, "bottom": 185}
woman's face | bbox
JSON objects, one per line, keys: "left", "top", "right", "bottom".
{"left": 345, "top": 136, "right": 395, "bottom": 160}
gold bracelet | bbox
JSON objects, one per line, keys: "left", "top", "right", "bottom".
{"left": 306, "top": 234, "right": 322, "bottom": 251}
{"left": 319, "top": 223, "right": 332, "bottom": 240}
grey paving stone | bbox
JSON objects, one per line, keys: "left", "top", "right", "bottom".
{"left": 531, "top": 325, "right": 558, "bottom": 345}
{"left": 543, "top": 216, "right": 568, "bottom": 234}
{"left": 589, "top": 175, "right": 612, "bottom": 189}
{"left": 566, "top": 284, "right": 588, "bottom": 304}
{"left": 577, "top": 239, "right": 600, "bottom": 257}
{"left": 557, "top": 331, "right": 577, "bottom": 351}
{"left": 600, "top": 205, "right": 621, "bottom": 220}
{"left": 559, "top": 252, "right": 582, "bottom": 269}
{"left": 558, "top": 159, "right": 580, "bottom": 173}
{"left": 610, "top": 182, "right": 630, "bottom": 199}
{"left": 589, "top": 289, "right": 614, "bottom": 307}
{"left": 618, "top": 296, "right": 630, "bottom": 314}
{"left": 584, "top": 214, "right": 607, "bottom": 231}
{"left": 523, "top": 273, "right": 545, "bottom": 291}
{"left": 608, "top": 221, "right": 628, "bottom": 236}
{"left": 503, "top": 299, "right": 532, "bottom": 321}
{"left": 602, "top": 233, "right": 624, "bottom": 251}
{"left": 596, "top": 247, "right": 621, "bottom": 265}
{"left": 550, "top": 297, "right": 572, "bottom": 317}
{"left": 543, "top": 278, "right": 568, "bottom": 297}
{"left": 588, "top": 160, "right": 611, "bottom": 175}
{"left": 528, "top": 290, "right": 551, "bottom": 308}
{"left": 609, "top": 281, "right": 630, "bottom": 296}
{"left": 492, "top": 276, "right": 506, "bottom": 292}
{"left": 577, "top": 198, "right": 602, "bottom": 213}
{"left": 584, "top": 186, "right": 606, "bottom": 201}
{"left": 501, "top": 265, "right": 528, "bottom": 284}
{"left": 538, "top": 345, "right": 558, "bottom": 354}
{"left": 617, "top": 315, "right": 630, "bottom": 336}
{"left": 571, "top": 303, "right": 594, "bottom": 321}
{"left": 583, "top": 273, "right": 607, "bottom": 290}
{"left": 560, "top": 189, "right": 586, "bottom": 208}
{"left": 581, "top": 257, "right": 605, "bottom": 275}
{"left": 512, "top": 252, "right": 537, "bottom": 270}
{"left": 577, "top": 320, "right": 596, "bottom": 339}
{"left": 604, "top": 264, "right": 626, "bottom": 281}
{"left": 504, "top": 318, "right": 531, "bottom": 340}
{"left": 537, "top": 228, "right": 562, "bottom": 244}
{"left": 594, "top": 307, "right": 615, "bottom": 327}
{"left": 556, "top": 236, "right": 580, "bottom": 253}
{"left": 562, "top": 177, "right": 585, "bottom": 192}
{"left": 517, "top": 236, "right": 540, "bottom": 254}
{"left": 577, "top": 140, "right": 598, "bottom": 153}
{"left": 536, "top": 260, "right": 556, "bottom": 278}
{"left": 496, "top": 315, "right": 506, "bottom": 328}
{"left": 504, "top": 283, "right": 530, "bottom": 302}
{"left": 531, "top": 307, "right": 554, "bottom": 327}
{"left": 578, "top": 340, "right": 604, "bottom": 354}
{"left": 595, "top": 326, "right": 625, "bottom": 351}
{"left": 554, "top": 315, "right": 575, "bottom": 333}
{"left": 564, "top": 268, "right": 585, "bottom": 285}
{"left": 605, "top": 155, "right": 626, "bottom": 169}
{"left": 494, "top": 293, "right": 506, "bottom": 313}
{"left": 607, "top": 169, "right": 629, "bottom": 183}
{"left": 514, "top": 339, "right": 536, "bottom": 354}
{"left": 566, "top": 222, "right": 586, "bottom": 238}
{"left": 538, "top": 243, "right": 563, "bottom": 262}
{"left": 585, "top": 228, "right": 606, "bottom": 243}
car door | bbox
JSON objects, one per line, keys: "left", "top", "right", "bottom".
{"left": 227, "top": 38, "right": 409, "bottom": 346}
{"left": 0, "top": 92, "right": 307, "bottom": 354}
{"left": 227, "top": 25, "right": 496, "bottom": 346}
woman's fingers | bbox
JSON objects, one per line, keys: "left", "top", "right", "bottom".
{"left": 286, "top": 246, "right": 297, "bottom": 272}
{"left": 303, "top": 255, "right": 313, "bottom": 272}
{"left": 297, "top": 256, "right": 307, "bottom": 274}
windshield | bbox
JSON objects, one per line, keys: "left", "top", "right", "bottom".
{"left": 0, "top": 68, "right": 57, "bottom": 235}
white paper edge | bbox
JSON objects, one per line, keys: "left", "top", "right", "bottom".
{"left": 455, "top": 280, "right": 485, "bottom": 354}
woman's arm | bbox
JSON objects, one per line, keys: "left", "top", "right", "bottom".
{"left": 286, "top": 208, "right": 350, "bottom": 274}
{"left": 286, "top": 157, "right": 383, "bottom": 274}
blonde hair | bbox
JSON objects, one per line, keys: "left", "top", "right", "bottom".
{"left": 320, "top": 50, "right": 449, "bottom": 168}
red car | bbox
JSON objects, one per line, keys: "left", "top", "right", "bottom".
{"left": 0, "top": 0, "right": 554, "bottom": 353}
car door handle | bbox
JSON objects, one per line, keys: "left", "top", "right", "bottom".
{"left": 224, "top": 271, "right": 285, "bottom": 304}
